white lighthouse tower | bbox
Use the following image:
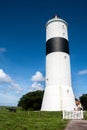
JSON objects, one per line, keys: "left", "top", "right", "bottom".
{"left": 41, "top": 15, "right": 76, "bottom": 111}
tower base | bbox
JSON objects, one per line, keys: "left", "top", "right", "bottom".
{"left": 41, "top": 85, "right": 76, "bottom": 111}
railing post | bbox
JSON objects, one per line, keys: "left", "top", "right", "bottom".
{"left": 62, "top": 110, "right": 84, "bottom": 119}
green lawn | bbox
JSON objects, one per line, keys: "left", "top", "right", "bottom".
{"left": 0, "top": 107, "right": 68, "bottom": 130}
{"left": 84, "top": 111, "right": 87, "bottom": 120}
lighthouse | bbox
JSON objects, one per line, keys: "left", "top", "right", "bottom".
{"left": 41, "top": 15, "right": 76, "bottom": 111}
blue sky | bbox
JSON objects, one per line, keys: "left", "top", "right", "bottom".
{"left": 0, "top": 0, "right": 87, "bottom": 106}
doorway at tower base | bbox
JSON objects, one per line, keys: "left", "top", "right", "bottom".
{"left": 41, "top": 85, "right": 76, "bottom": 111}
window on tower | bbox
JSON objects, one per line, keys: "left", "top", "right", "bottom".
{"left": 62, "top": 25, "right": 65, "bottom": 29}
{"left": 63, "top": 32, "right": 65, "bottom": 36}
{"left": 64, "top": 56, "right": 67, "bottom": 59}
{"left": 46, "top": 78, "right": 48, "bottom": 81}
{"left": 67, "top": 89, "right": 69, "bottom": 93}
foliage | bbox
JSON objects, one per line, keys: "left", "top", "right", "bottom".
{"left": 0, "top": 107, "right": 68, "bottom": 130}
{"left": 80, "top": 94, "right": 87, "bottom": 110}
{"left": 18, "top": 90, "right": 44, "bottom": 110}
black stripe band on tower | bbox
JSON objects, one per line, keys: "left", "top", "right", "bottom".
{"left": 46, "top": 37, "right": 69, "bottom": 55}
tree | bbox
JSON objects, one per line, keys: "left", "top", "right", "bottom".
{"left": 79, "top": 94, "right": 87, "bottom": 110}
{"left": 18, "top": 90, "right": 44, "bottom": 110}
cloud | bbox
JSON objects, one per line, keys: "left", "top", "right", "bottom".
{"left": 78, "top": 70, "right": 87, "bottom": 75}
{"left": 29, "top": 82, "right": 44, "bottom": 92}
{"left": 30, "top": 71, "right": 45, "bottom": 92}
{"left": 31, "top": 71, "right": 45, "bottom": 82}
{"left": 0, "top": 48, "right": 7, "bottom": 54}
{"left": 0, "top": 69, "right": 12, "bottom": 83}
{"left": 32, "top": 82, "right": 43, "bottom": 90}
{"left": 0, "top": 69, "right": 23, "bottom": 93}
{"left": 0, "top": 93, "right": 18, "bottom": 106}
{"left": 9, "top": 82, "right": 23, "bottom": 94}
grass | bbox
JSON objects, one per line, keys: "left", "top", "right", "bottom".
{"left": 0, "top": 107, "right": 68, "bottom": 130}
{"left": 84, "top": 111, "right": 87, "bottom": 120}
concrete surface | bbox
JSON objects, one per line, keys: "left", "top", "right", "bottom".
{"left": 65, "top": 120, "right": 87, "bottom": 130}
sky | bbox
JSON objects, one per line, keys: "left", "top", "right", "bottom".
{"left": 0, "top": 0, "right": 87, "bottom": 106}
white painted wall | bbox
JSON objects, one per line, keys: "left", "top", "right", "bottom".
{"left": 46, "top": 17, "right": 68, "bottom": 41}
